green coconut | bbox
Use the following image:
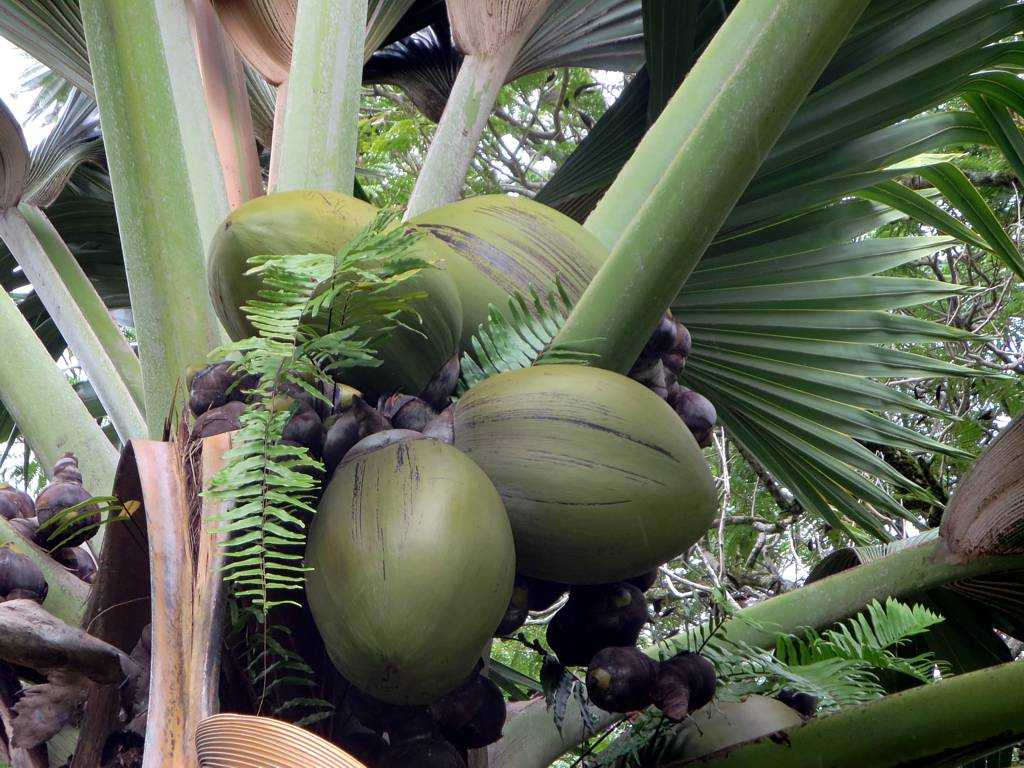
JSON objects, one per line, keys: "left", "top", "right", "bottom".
{"left": 207, "top": 190, "right": 462, "bottom": 395}
{"left": 407, "top": 195, "right": 608, "bottom": 346}
{"left": 451, "top": 365, "right": 717, "bottom": 584}
{"left": 306, "top": 438, "right": 515, "bottom": 705}
{"left": 647, "top": 696, "right": 803, "bottom": 765}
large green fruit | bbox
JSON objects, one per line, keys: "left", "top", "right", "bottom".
{"left": 451, "top": 365, "right": 717, "bottom": 584}
{"left": 305, "top": 438, "right": 515, "bottom": 705}
{"left": 207, "top": 190, "right": 462, "bottom": 395}
{"left": 408, "top": 195, "right": 608, "bottom": 345}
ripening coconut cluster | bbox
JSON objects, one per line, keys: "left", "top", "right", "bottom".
{"left": 194, "top": 191, "right": 729, "bottom": 766}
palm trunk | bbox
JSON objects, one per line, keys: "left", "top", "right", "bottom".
{"left": 80, "top": 0, "right": 229, "bottom": 437}
{"left": 552, "top": 0, "right": 872, "bottom": 374}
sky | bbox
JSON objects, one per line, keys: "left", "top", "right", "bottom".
{"left": 0, "top": 36, "right": 50, "bottom": 148}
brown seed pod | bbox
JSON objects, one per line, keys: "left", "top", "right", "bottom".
{"left": 282, "top": 408, "right": 325, "bottom": 458}
{"left": 0, "top": 548, "right": 49, "bottom": 603}
{"left": 586, "top": 646, "right": 659, "bottom": 713}
{"left": 673, "top": 321, "right": 693, "bottom": 358}
{"left": 629, "top": 357, "right": 668, "bottom": 391}
{"left": 626, "top": 570, "right": 659, "bottom": 592}
{"left": 188, "top": 361, "right": 240, "bottom": 415}
{"left": 776, "top": 688, "right": 819, "bottom": 717}
{"left": 522, "top": 576, "right": 566, "bottom": 612}
{"left": 420, "top": 354, "right": 461, "bottom": 410}
{"left": 338, "top": 729, "right": 387, "bottom": 766}
{"left": 546, "top": 583, "right": 648, "bottom": 667}
{"left": 323, "top": 398, "right": 393, "bottom": 475}
{"left": 0, "top": 495, "right": 19, "bottom": 521}
{"left": 191, "top": 400, "right": 246, "bottom": 440}
{"left": 651, "top": 651, "right": 717, "bottom": 722}
{"left": 53, "top": 546, "right": 98, "bottom": 584}
{"left": 380, "top": 738, "right": 466, "bottom": 768}
{"left": 422, "top": 406, "right": 455, "bottom": 444}
{"left": 7, "top": 517, "right": 39, "bottom": 542}
{"left": 429, "top": 674, "right": 507, "bottom": 749}
{"left": 0, "top": 486, "right": 35, "bottom": 519}
{"left": 494, "top": 576, "right": 530, "bottom": 637}
{"left": 35, "top": 456, "right": 98, "bottom": 549}
{"left": 644, "top": 312, "right": 679, "bottom": 356}
{"left": 668, "top": 388, "right": 717, "bottom": 448}
{"left": 380, "top": 394, "right": 437, "bottom": 432}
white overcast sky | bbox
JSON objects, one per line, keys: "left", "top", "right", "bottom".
{"left": 1, "top": 36, "right": 50, "bottom": 148}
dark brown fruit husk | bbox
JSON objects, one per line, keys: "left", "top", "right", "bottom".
{"left": 0, "top": 486, "right": 34, "bottom": 518}
{"left": 338, "top": 729, "right": 387, "bottom": 766}
{"left": 282, "top": 408, "right": 325, "bottom": 458}
{"left": 345, "top": 685, "right": 438, "bottom": 743}
{"left": 7, "top": 516, "right": 39, "bottom": 542}
{"left": 651, "top": 651, "right": 717, "bottom": 722}
{"left": 188, "top": 361, "right": 238, "bottom": 415}
{"left": 422, "top": 406, "right": 455, "bottom": 444}
{"left": 420, "top": 354, "right": 461, "bottom": 410}
{"left": 380, "top": 738, "right": 466, "bottom": 768}
{"left": 323, "top": 398, "right": 392, "bottom": 476}
{"left": 626, "top": 570, "right": 658, "bottom": 592}
{"left": 776, "top": 688, "right": 819, "bottom": 717}
{"left": 672, "top": 321, "right": 693, "bottom": 358}
{"left": 586, "top": 646, "right": 659, "bottom": 713}
{"left": 495, "top": 576, "right": 529, "bottom": 637}
{"left": 644, "top": 312, "right": 679, "bottom": 356}
{"left": 523, "top": 576, "right": 566, "bottom": 612}
{"left": 0, "top": 548, "right": 49, "bottom": 603}
{"left": 0, "top": 496, "right": 19, "bottom": 521}
{"left": 661, "top": 351, "right": 686, "bottom": 376}
{"left": 380, "top": 394, "right": 437, "bottom": 432}
{"left": 629, "top": 357, "right": 668, "bottom": 391}
{"left": 54, "top": 546, "right": 98, "bottom": 583}
{"left": 190, "top": 400, "right": 246, "bottom": 440}
{"left": 547, "top": 583, "right": 648, "bottom": 667}
{"left": 668, "top": 388, "right": 716, "bottom": 448}
{"left": 52, "top": 455, "right": 82, "bottom": 481}
{"left": 430, "top": 674, "right": 507, "bottom": 749}
{"left": 35, "top": 457, "right": 98, "bottom": 549}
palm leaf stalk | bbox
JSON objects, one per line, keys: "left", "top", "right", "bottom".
{"left": 551, "top": 0, "right": 873, "bottom": 374}
{"left": 0, "top": 286, "right": 118, "bottom": 493}
{"left": 80, "top": 0, "right": 229, "bottom": 436}
{"left": 687, "top": 660, "right": 1024, "bottom": 768}
{"left": 0, "top": 204, "right": 146, "bottom": 442}
{"left": 405, "top": 0, "right": 555, "bottom": 216}
{"left": 270, "top": 0, "right": 369, "bottom": 193}
{"left": 190, "top": 0, "right": 264, "bottom": 208}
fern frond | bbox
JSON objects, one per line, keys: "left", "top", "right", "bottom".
{"left": 205, "top": 211, "right": 430, "bottom": 617}
{"left": 459, "top": 279, "right": 595, "bottom": 391}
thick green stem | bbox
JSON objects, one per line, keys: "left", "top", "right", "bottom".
{"left": 405, "top": 50, "right": 518, "bottom": 217}
{"left": 494, "top": 538, "right": 1024, "bottom": 768}
{"left": 80, "top": 0, "right": 229, "bottom": 436}
{"left": 0, "top": 288, "right": 118, "bottom": 493}
{"left": 405, "top": 1, "right": 553, "bottom": 218}
{"left": 551, "top": 0, "right": 871, "bottom": 374}
{"left": 689, "top": 660, "right": 1024, "bottom": 768}
{"left": 270, "top": 0, "right": 369, "bottom": 194}
{"left": 0, "top": 205, "right": 146, "bottom": 442}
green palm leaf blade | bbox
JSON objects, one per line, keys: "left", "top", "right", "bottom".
{"left": 22, "top": 88, "right": 102, "bottom": 207}
{"left": 0, "top": 0, "right": 92, "bottom": 95}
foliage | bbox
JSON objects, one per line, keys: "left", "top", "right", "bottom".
{"left": 205, "top": 213, "right": 428, "bottom": 616}
{"left": 458, "top": 278, "right": 594, "bottom": 392}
